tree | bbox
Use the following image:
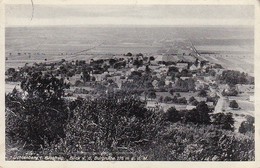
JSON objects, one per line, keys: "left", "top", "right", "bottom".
{"left": 189, "top": 96, "right": 196, "bottom": 103}
{"left": 145, "top": 65, "right": 151, "bottom": 73}
{"left": 136, "top": 53, "right": 143, "bottom": 57}
{"left": 169, "top": 89, "right": 174, "bottom": 95}
{"left": 222, "top": 88, "right": 238, "bottom": 96}
{"left": 176, "top": 93, "right": 181, "bottom": 97}
{"left": 167, "top": 66, "right": 179, "bottom": 76}
{"left": 239, "top": 115, "right": 254, "bottom": 133}
{"left": 164, "top": 107, "right": 180, "bottom": 122}
{"left": 195, "top": 101, "right": 210, "bottom": 124}
{"left": 217, "top": 70, "right": 251, "bottom": 85}
{"left": 212, "top": 113, "right": 234, "bottom": 131}
{"left": 158, "top": 80, "right": 165, "bottom": 89}
{"left": 177, "top": 97, "right": 187, "bottom": 104}
{"left": 6, "top": 68, "right": 16, "bottom": 76}
{"left": 194, "top": 58, "right": 199, "bottom": 67}
{"left": 171, "top": 74, "right": 175, "bottom": 81}
{"left": 149, "top": 56, "right": 155, "bottom": 61}
{"left": 164, "top": 96, "right": 172, "bottom": 103}
{"left": 159, "top": 96, "right": 163, "bottom": 103}
{"left": 147, "top": 90, "right": 156, "bottom": 100}
{"left": 60, "top": 95, "right": 163, "bottom": 150}
{"left": 198, "top": 89, "right": 207, "bottom": 97}
{"left": 82, "top": 70, "right": 91, "bottom": 83}
{"left": 125, "top": 52, "right": 132, "bottom": 56}
{"left": 229, "top": 100, "right": 239, "bottom": 109}
{"left": 109, "top": 59, "right": 117, "bottom": 66}
{"left": 191, "top": 99, "right": 199, "bottom": 106}
{"left": 6, "top": 72, "right": 70, "bottom": 149}
{"left": 133, "top": 59, "right": 143, "bottom": 68}
{"left": 20, "top": 72, "right": 69, "bottom": 100}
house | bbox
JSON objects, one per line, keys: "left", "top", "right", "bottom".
{"left": 117, "top": 79, "right": 127, "bottom": 89}
{"left": 152, "top": 80, "right": 159, "bottom": 89}
{"left": 68, "top": 73, "right": 82, "bottom": 85}
{"left": 165, "top": 80, "right": 172, "bottom": 86}
{"left": 126, "top": 71, "right": 131, "bottom": 76}
{"left": 137, "top": 66, "right": 146, "bottom": 72}
{"left": 154, "top": 55, "right": 164, "bottom": 62}
{"left": 180, "top": 77, "right": 191, "bottom": 80}
{"left": 195, "top": 97, "right": 207, "bottom": 102}
{"left": 195, "top": 82, "right": 206, "bottom": 91}
{"left": 107, "top": 68, "right": 116, "bottom": 74}
{"left": 149, "top": 65, "right": 159, "bottom": 70}
{"left": 159, "top": 67, "right": 168, "bottom": 74}
{"left": 176, "top": 63, "right": 188, "bottom": 70}
{"left": 209, "top": 92, "right": 217, "bottom": 97}
{"left": 216, "top": 69, "right": 225, "bottom": 75}
{"left": 92, "top": 74, "right": 104, "bottom": 82}
{"left": 106, "top": 76, "right": 115, "bottom": 82}
{"left": 130, "top": 67, "right": 137, "bottom": 72}
{"left": 189, "top": 64, "right": 199, "bottom": 71}
{"left": 127, "top": 79, "right": 134, "bottom": 82}
{"left": 186, "top": 105, "right": 196, "bottom": 110}
{"left": 204, "top": 76, "right": 214, "bottom": 82}
{"left": 156, "top": 73, "right": 162, "bottom": 79}
{"left": 146, "top": 100, "right": 160, "bottom": 111}
{"left": 206, "top": 102, "right": 214, "bottom": 107}
{"left": 165, "top": 76, "right": 173, "bottom": 85}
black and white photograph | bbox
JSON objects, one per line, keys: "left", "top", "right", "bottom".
{"left": 3, "top": 0, "right": 258, "bottom": 164}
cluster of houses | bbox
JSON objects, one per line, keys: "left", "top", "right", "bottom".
{"left": 63, "top": 54, "right": 225, "bottom": 111}
{"left": 7, "top": 52, "right": 247, "bottom": 113}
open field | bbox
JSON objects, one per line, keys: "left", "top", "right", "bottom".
{"left": 200, "top": 54, "right": 254, "bottom": 76}
{"left": 6, "top": 26, "right": 253, "bottom": 71}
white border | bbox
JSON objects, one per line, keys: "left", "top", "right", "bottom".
{"left": 0, "top": 0, "right": 259, "bottom": 167}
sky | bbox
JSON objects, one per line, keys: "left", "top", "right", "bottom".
{"left": 5, "top": 5, "right": 254, "bottom": 27}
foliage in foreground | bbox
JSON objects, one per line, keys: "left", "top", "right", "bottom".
{"left": 6, "top": 93, "right": 254, "bottom": 161}
{"left": 5, "top": 72, "right": 254, "bottom": 161}
{"left": 6, "top": 121, "right": 254, "bottom": 161}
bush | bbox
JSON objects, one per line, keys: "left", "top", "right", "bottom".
{"left": 191, "top": 99, "right": 199, "bottom": 106}
{"left": 164, "top": 96, "right": 172, "bottom": 103}
{"left": 50, "top": 95, "right": 164, "bottom": 154}
{"left": 164, "top": 107, "right": 180, "bottom": 122}
{"left": 6, "top": 90, "right": 255, "bottom": 161}
{"left": 6, "top": 90, "right": 69, "bottom": 149}
{"left": 198, "top": 89, "right": 207, "bottom": 97}
{"left": 6, "top": 72, "right": 70, "bottom": 149}
{"left": 217, "top": 70, "right": 253, "bottom": 85}
{"left": 229, "top": 100, "right": 239, "bottom": 109}
{"left": 189, "top": 96, "right": 196, "bottom": 103}
{"left": 151, "top": 123, "right": 254, "bottom": 161}
{"left": 222, "top": 88, "right": 238, "bottom": 96}
{"left": 239, "top": 115, "right": 254, "bottom": 134}
{"left": 125, "top": 52, "right": 133, "bottom": 56}
{"left": 211, "top": 113, "right": 234, "bottom": 131}
{"left": 74, "top": 80, "right": 84, "bottom": 87}
{"left": 176, "top": 97, "right": 187, "bottom": 104}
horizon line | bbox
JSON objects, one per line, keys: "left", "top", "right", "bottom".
{"left": 5, "top": 24, "right": 254, "bottom": 28}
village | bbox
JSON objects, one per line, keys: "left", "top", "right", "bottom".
{"left": 5, "top": 49, "right": 254, "bottom": 132}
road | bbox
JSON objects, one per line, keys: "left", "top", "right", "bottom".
{"left": 214, "top": 94, "right": 224, "bottom": 113}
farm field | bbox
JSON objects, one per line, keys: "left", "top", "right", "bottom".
{"left": 6, "top": 26, "right": 253, "bottom": 71}
{"left": 200, "top": 54, "right": 254, "bottom": 76}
